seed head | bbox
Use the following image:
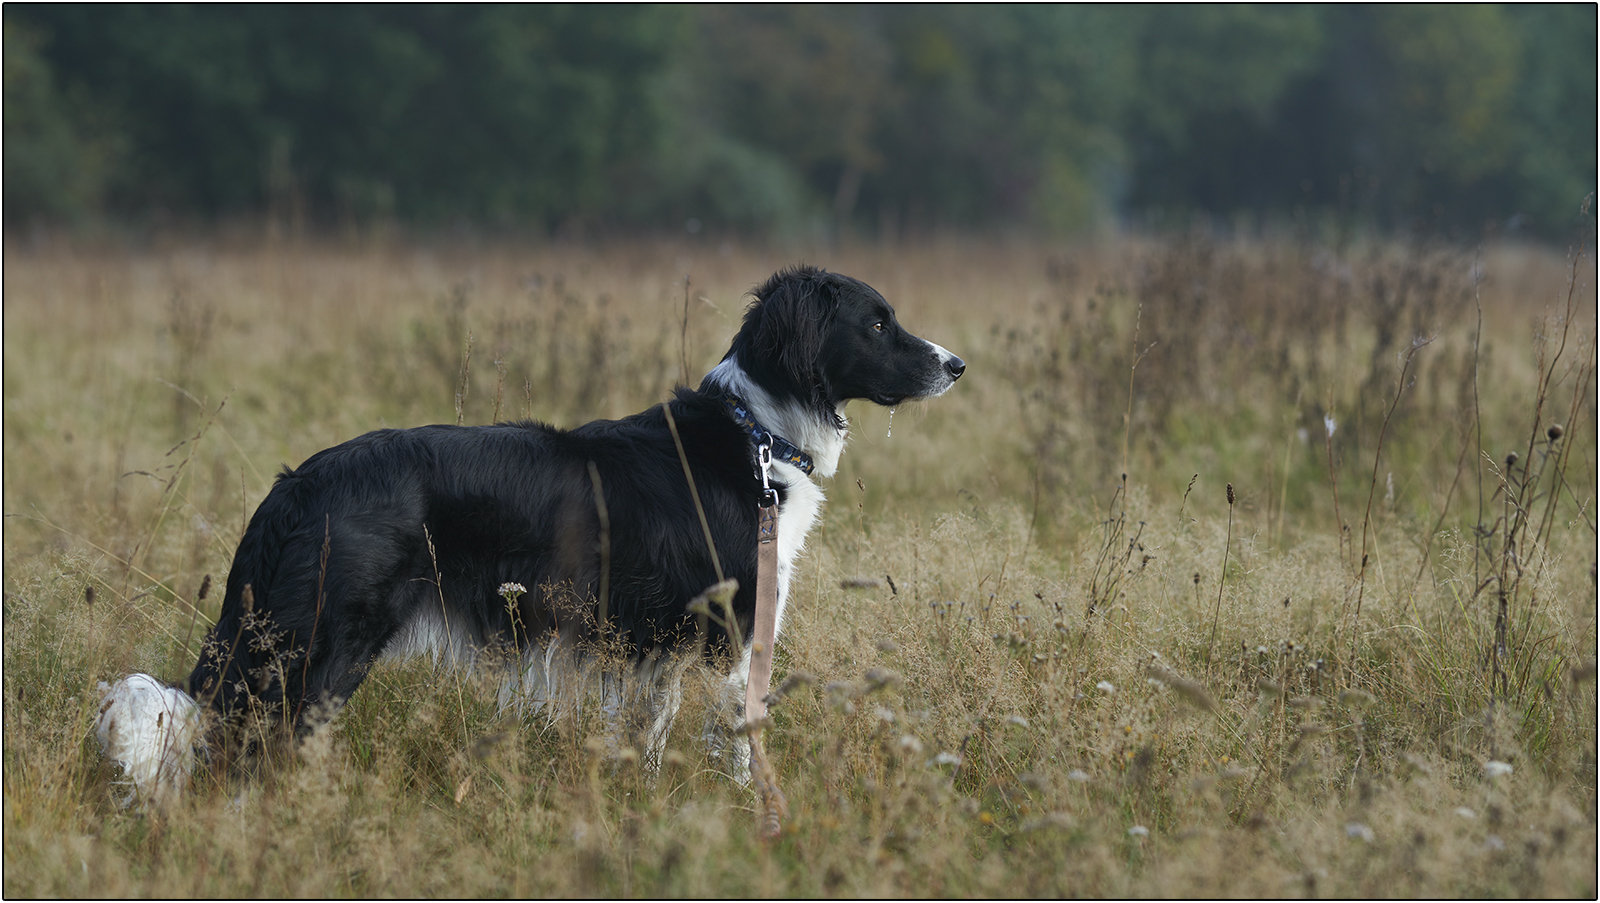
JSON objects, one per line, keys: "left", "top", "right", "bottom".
{"left": 1339, "top": 688, "right": 1376, "bottom": 708}
{"left": 1547, "top": 424, "right": 1564, "bottom": 441}
{"left": 1505, "top": 452, "right": 1519, "bottom": 469}
{"left": 1226, "top": 483, "right": 1236, "bottom": 505}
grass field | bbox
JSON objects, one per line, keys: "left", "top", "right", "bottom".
{"left": 4, "top": 232, "right": 1595, "bottom": 896}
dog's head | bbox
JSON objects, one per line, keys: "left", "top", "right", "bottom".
{"left": 727, "top": 266, "right": 964, "bottom": 418}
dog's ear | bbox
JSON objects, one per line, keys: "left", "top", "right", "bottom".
{"left": 751, "top": 270, "right": 836, "bottom": 393}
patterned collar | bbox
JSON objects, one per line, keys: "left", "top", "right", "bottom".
{"left": 722, "top": 395, "right": 815, "bottom": 476}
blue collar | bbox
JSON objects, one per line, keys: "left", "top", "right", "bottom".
{"left": 722, "top": 395, "right": 815, "bottom": 476}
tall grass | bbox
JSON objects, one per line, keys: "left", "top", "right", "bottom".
{"left": 4, "top": 232, "right": 1594, "bottom": 896}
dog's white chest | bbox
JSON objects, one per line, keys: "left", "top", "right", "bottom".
{"left": 770, "top": 461, "right": 823, "bottom": 640}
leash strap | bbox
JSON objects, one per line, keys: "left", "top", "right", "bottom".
{"left": 745, "top": 438, "right": 788, "bottom": 837}
{"left": 745, "top": 440, "right": 780, "bottom": 725}
{"left": 746, "top": 503, "right": 779, "bottom": 724}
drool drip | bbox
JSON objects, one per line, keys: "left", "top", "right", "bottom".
{"left": 887, "top": 406, "right": 896, "bottom": 438}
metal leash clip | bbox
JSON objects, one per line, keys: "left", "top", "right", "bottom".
{"left": 757, "top": 436, "right": 778, "bottom": 508}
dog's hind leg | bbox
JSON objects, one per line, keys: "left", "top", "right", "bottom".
{"left": 639, "top": 656, "right": 685, "bottom": 773}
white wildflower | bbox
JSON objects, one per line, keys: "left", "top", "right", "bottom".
{"left": 1127, "top": 825, "right": 1149, "bottom": 838}
{"left": 1484, "top": 760, "right": 1514, "bottom": 779}
{"left": 1345, "top": 822, "right": 1375, "bottom": 842}
{"left": 1096, "top": 680, "right": 1116, "bottom": 694}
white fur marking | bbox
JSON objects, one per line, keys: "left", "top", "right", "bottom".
{"left": 706, "top": 355, "right": 847, "bottom": 477}
{"left": 95, "top": 674, "right": 201, "bottom": 807}
{"left": 926, "top": 341, "right": 961, "bottom": 396}
{"left": 383, "top": 606, "right": 475, "bottom": 666}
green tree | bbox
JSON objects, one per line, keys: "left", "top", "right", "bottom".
{"left": 2, "top": 15, "right": 119, "bottom": 222}
{"left": 1505, "top": 3, "right": 1597, "bottom": 233}
{"left": 4, "top": 4, "right": 1592, "bottom": 239}
{"left": 4, "top": 5, "right": 677, "bottom": 228}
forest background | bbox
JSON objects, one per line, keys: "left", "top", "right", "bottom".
{"left": 5, "top": 4, "right": 1595, "bottom": 241}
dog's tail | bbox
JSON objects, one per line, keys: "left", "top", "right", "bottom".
{"left": 95, "top": 673, "right": 201, "bottom": 808}
{"left": 97, "top": 471, "right": 315, "bottom": 806}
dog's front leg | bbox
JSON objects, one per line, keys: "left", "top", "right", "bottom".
{"left": 701, "top": 647, "right": 753, "bottom": 785}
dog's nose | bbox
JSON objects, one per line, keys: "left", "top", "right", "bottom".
{"left": 946, "top": 355, "right": 966, "bottom": 380}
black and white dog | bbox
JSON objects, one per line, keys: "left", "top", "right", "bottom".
{"left": 96, "top": 265, "right": 963, "bottom": 803}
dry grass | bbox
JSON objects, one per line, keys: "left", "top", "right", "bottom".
{"left": 4, "top": 232, "right": 1595, "bottom": 897}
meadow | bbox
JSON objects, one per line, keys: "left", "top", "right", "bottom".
{"left": 3, "top": 231, "right": 1594, "bottom": 896}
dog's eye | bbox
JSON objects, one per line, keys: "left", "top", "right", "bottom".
{"left": 871, "top": 321, "right": 885, "bottom": 333}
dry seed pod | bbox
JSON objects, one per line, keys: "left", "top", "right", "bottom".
{"left": 1146, "top": 664, "right": 1219, "bottom": 714}
{"left": 1338, "top": 688, "right": 1375, "bottom": 708}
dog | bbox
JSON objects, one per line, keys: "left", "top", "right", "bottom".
{"left": 96, "top": 264, "right": 964, "bottom": 803}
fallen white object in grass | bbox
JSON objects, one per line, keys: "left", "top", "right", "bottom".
{"left": 1483, "top": 760, "right": 1514, "bottom": 779}
{"left": 95, "top": 673, "right": 201, "bottom": 807}
{"left": 1345, "top": 822, "right": 1375, "bottom": 842}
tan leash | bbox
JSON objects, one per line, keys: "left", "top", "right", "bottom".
{"left": 745, "top": 440, "right": 789, "bottom": 838}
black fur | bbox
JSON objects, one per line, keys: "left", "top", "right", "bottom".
{"left": 187, "top": 265, "right": 963, "bottom": 731}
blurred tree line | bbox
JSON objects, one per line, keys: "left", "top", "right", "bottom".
{"left": 4, "top": 4, "right": 1594, "bottom": 240}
